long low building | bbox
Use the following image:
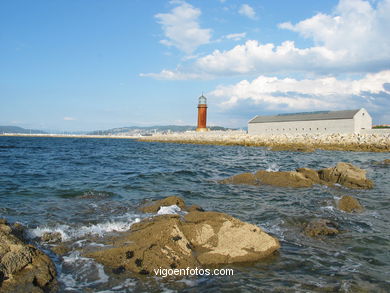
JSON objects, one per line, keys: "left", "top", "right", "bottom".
{"left": 248, "top": 108, "right": 372, "bottom": 135}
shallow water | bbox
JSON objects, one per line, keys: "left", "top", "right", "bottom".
{"left": 0, "top": 136, "right": 389, "bottom": 292}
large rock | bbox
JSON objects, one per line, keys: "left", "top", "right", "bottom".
{"left": 318, "top": 162, "right": 373, "bottom": 189}
{"left": 337, "top": 195, "right": 364, "bottom": 213}
{"left": 86, "top": 197, "right": 280, "bottom": 276}
{"left": 219, "top": 162, "right": 373, "bottom": 189}
{"left": 218, "top": 173, "right": 258, "bottom": 185}
{"left": 254, "top": 170, "right": 313, "bottom": 188}
{"left": 182, "top": 211, "right": 280, "bottom": 265}
{"left": 0, "top": 219, "right": 57, "bottom": 293}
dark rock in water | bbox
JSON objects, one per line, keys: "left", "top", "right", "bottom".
{"left": 0, "top": 219, "right": 57, "bottom": 293}
{"left": 139, "top": 196, "right": 186, "bottom": 213}
{"left": 41, "top": 232, "right": 62, "bottom": 244}
{"left": 219, "top": 162, "right": 373, "bottom": 189}
{"left": 85, "top": 197, "right": 280, "bottom": 277}
{"left": 304, "top": 219, "right": 340, "bottom": 237}
{"left": 337, "top": 195, "right": 364, "bottom": 213}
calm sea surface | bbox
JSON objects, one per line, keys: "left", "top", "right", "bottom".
{"left": 0, "top": 136, "right": 389, "bottom": 292}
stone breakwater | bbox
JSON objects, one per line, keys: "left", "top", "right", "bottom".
{"left": 138, "top": 131, "right": 390, "bottom": 152}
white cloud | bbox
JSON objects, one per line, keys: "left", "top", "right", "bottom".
{"left": 139, "top": 69, "right": 210, "bottom": 80}
{"left": 155, "top": 1, "right": 211, "bottom": 54}
{"left": 195, "top": 40, "right": 342, "bottom": 75}
{"left": 279, "top": 0, "right": 390, "bottom": 63}
{"left": 225, "top": 32, "right": 246, "bottom": 41}
{"left": 147, "top": 0, "right": 390, "bottom": 79}
{"left": 238, "top": 4, "right": 257, "bottom": 19}
{"left": 63, "top": 117, "right": 76, "bottom": 121}
{"left": 209, "top": 70, "right": 390, "bottom": 111}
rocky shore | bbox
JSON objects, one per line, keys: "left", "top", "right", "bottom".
{"left": 219, "top": 162, "right": 374, "bottom": 189}
{"left": 138, "top": 131, "right": 390, "bottom": 152}
{"left": 0, "top": 219, "right": 57, "bottom": 293}
{"left": 84, "top": 196, "right": 280, "bottom": 276}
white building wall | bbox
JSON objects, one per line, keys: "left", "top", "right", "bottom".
{"left": 353, "top": 108, "right": 372, "bottom": 133}
{"left": 248, "top": 119, "right": 355, "bottom": 135}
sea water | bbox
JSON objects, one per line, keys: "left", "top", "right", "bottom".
{"left": 0, "top": 136, "right": 389, "bottom": 292}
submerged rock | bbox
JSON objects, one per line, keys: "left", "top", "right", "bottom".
{"left": 337, "top": 195, "right": 364, "bottom": 213}
{"left": 86, "top": 197, "right": 280, "bottom": 277}
{"left": 304, "top": 219, "right": 340, "bottom": 237}
{"left": 41, "top": 232, "right": 62, "bottom": 244}
{"left": 0, "top": 219, "right": 57, "bottom": 293}
{"left": 219, "top": 162, "right": 373, "bottom": 189}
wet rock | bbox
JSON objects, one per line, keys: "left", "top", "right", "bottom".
{"left": 296, "top": 168, "right": 323, "bottom": 184}
{"left": 41, "top": 232, "right": 62, "bottom": 244}
{"left": 86, "top": 197, "right": 280, "bottom": 276}
{"left": 50, "top": 244, "right": 70, "bottom": 256}
{"left": 337, "top": 195, "right": 364, "bottom": 213}
{"left": 139, "top": 196, "right": 186, "bottom": 213}
{"left": 85, "top": 214, "right": 199, "bottom": 276}
{"left": 254, "top": 170, "right": 313, "bottom": 188}
{"left": 304, "top": 219, "right": 340, "bottom": 237}
{"left": 0, "top": 220, "right": 57, "bottom": 293}
{"left": 218, "top": 173, "right": 258, "bottom": 185}
{"left": 318, "top": 162, "right": 373, "bottom": 189}
{"left": 219, "top": 162, "right": 373, "bottom": 189}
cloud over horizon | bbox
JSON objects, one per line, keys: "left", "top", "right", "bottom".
{"left": 209, "top": 70, "right": 390, "bottom": 123}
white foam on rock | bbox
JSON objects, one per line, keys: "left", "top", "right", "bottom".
{"left": 157, "top": 204, "right": 182, "bottom": 215}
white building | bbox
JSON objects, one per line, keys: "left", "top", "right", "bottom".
{"left": 248, "top": 109, "right": 372, "bottom": 135}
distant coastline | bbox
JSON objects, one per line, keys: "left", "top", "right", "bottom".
{"left": 0, "top": 133, "right": 139, "bottom": 139}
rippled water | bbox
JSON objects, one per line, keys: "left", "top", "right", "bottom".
{"left": 0, "top": 136, "right": 389, "bottom": 292}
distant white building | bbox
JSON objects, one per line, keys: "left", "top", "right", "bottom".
{"left": 248, "top": 108, "right": 372, "bottom": 135}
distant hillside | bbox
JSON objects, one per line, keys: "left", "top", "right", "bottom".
{"left": 0, "top": 126, "right": 47, "bottom": 134}
{"left": 88, "top": 125, "right": 235, "bottom": 135}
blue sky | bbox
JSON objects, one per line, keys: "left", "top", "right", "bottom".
{"left": 1, "top": 0, "right": 389, "bottom": 131}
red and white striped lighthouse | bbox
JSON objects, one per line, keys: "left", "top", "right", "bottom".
{"left": 196, "top": 94, "right": 208, "bottom": 132}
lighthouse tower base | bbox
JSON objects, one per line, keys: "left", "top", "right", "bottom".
{"left": 196, "top": 127, "right": 209, "bottom": 132}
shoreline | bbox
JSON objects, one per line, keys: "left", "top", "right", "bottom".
{"left": 137, "top": 131, "right": 390, "bottom": 152}
{"left": 2, "top": 131, "right": 389, "bottom": 152}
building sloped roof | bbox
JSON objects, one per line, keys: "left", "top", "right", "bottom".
{"left": 249, "top": 109, "right": 361, "bottom": 124}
